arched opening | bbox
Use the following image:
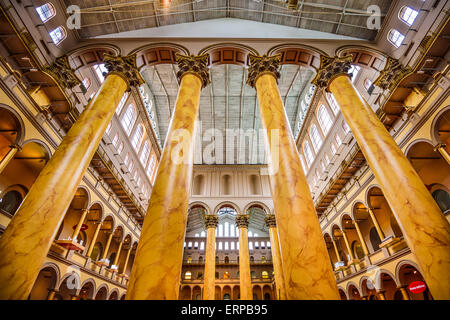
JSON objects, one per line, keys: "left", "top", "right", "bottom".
{"left": 233, "top": 286, "right": 240, "bottom": 300}
{"left": 252, "top": 285, "right": 262, "bottom": 300}
{"left": 367, "top": 186, "right": 403, "bottom": 239}
{"left": 108, "top": 290, "right": 118, "bottom": 300}
{"left": 223, "top": 285, "right": 231, "bottom": 300}
{"left": 338, "top": 289, "right": 347, "bottom": 300}
{"left": 0, "top": 141, "right": 49, "bottom": 212}
{"left": 348, "top": 284, "right": 361, "bottom": 300}
{"left": 379, "top": 272, "right": 398, "bottom": 300}
{"left": 263, "top": 285, "right": 272, "bottom": 300}
{"left": 192, "top": 286, "right": 202, "bottom": 300}
{"left": 78, "top": 281, "right": 95, "bottom": 300}
{"left": 54, "top": 187, "right": 89, "bottom": 251}
{"left": 331, "top": 225, "right": 349, "bottom": 265}
{"left": 341, "top": 214, "right": 365, "bottom": 260}
{"left": 360, "top": 278, "right": 378, "bottom": 300}
{"left": 180, "top": 286, "right": 191, "bottom": 300}
{"left": 29, "top": 266, "right": 58, "bottom": 300}
{"left": 352, "top": 202, "right": 379, "bottom": 253}
{"left": 406, "top": 140, "right": 450, "bottom": 215}
{"left": 0, "top": 107, "right": 23, "bottom": 163}
{"left": 95, "top": 286, "right": 108, "bottom": 300}
{"left": 323, "top": 233, "right": 339, "bottom": 270}
{"left": 58, "top": 273, "right": 80, "bottom": 300}
{"left": 398, "top": 263, "right": 433, "bottom": 300}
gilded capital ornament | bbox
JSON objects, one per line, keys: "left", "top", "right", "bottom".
{"left": 264, "top": 214, "right": 277, "bottom": 228}
{"left": 103, "top": 54, "right": 144, "bottom": 88}
{"left": 311, "top": 55, "right": 353, "bottom": 89}
{"left": 235, "top": 214, "right": 250, "bottom": 228}
{"left": 204, "top": 214, "right": 219, "bottom": 229}
{"left": 434, "top": 143, "right": 447, "bottom": 152}
{"left": 246, "top": 54, "right": 281, "bottom": 88}
{"left": 45, "top": 55, "right": 81, "bottom": 89}
{"left": 175, "top": 53, "right": 210, "bottom": 88}
{"left": 374, "top": 57, "right": 412, "bottom": 91}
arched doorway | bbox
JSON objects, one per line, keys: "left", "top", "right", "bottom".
{"left": 29, "top": 266, "right": 59, "bottom": 300}
{"left": 397, "top": 263, "right": 433, "bottom": 300}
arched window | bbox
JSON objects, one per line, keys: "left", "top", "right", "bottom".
{"left": 262, "top": 271, "right": 269, "bottom": 279}
{"left": 140, "top": 141, "right": 150, "bottom": 166}
{"left": 347, "top": 65, "right": 361, "bottom": 83}
{"left": 399, "top": 6, "right": 419, "bottom": 26}
{"left": 224, "top": 242, "right": 229, "bottom": 250}
{"left": 116, "top": 92, "right": 129, "bottom": 115}
{"left": 117, "top": 142, "right": 124, "bottom": 155}
{"left": 317, "top": 105, "right": 332, "bottom": 134}
{"left": 218, "top": 242, "right": 223, "bottom": 250}
{"left": 184, "top": 271, "right": 191, "bottom": 280}
{"left": 310, "top": 125, "right": 323, "bottom": 152}
{"left": 146, "top": 155, "right": 156, "bottom": 178}
{"left": 82, "top": 78, "right": 91, "bottom": 90}
{"left": 121, "top": 105, "right": 136, "bottom": 135}
{"left": 335, "top": 133, "right": 342, "bottom": 147}
{"left": 388, "top": 29, "right": 405, "bottom": 48}
{"left": 327, "top": 92, "right": 340, "bottom": 114}
{"left": 303, "top": 141, "right": 314, "bottom": 165}
{"left": 112, "top": 133, "right": 119, "bottom": 147}
{"left": 49, "top": 26, "right": 66, "bottom": 45}
{"left": 0, "top": 190, "right": 23, "bottom": 216}
{"left": 432, "top": 189, "right": 450, "bottom": 213}
{"left": 342, "top": 120, "right": 351, "bottom": 134}
{"left": 132, "top": 125, "right": 145, "bottom": 151}
{"left": 94, "top": 64, "right": 108, "bottom": 83}
{"left": 36, "top": 3, "right": 56, "bottom": 22}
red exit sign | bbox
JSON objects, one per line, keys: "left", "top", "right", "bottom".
{"left": 408, "top": 281, "right": 427, "bottom": 293}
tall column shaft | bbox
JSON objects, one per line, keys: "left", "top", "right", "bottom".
{"left": 72, "top": 209, "right": 89, "bottom": 240}
{"left": 0, "top": 74, "right": 128, "bottom": 299}
{"left": 332, "top": 239, "right": 340, "bottom": 262}
{"left": 252, "top": 70, "right": 339, "bottom": 299}
{"left": 237, "top": 222, "right": 252, "bottom": 300}
{"left": 367, "top": 208, "right": 385, "bottom": 240}
{"left": 86, "top": 222, "right": 102, "bottom": 257}
{"left": 329, "top": 74, "right": 450, "bottom": 299}
{"left": 203, "top": 224, "right": 217, "bottom": 300}
{"left": 353, "top": 220, "right": 369, "bottom": 256}
{"left": 342, "top": 231, "right": 355, "bottom": 261}
{"left": 101, "top": 232, "right": 114, "bottom": 261}
{"left": 265, "top": 214, "right": 286, "bottom": 300}
{"left": 113, "top": 241, "right": 123, "bottom": 266}
{"left": 0, "top": 144, "right": 19, "bottom": 174}
{"left": 126, "top": 54, "right": 209, "bottom": 300}
{"left": 121, "top": 247, "right": 132, "bottom": 275}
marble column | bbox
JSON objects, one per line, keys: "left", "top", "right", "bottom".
{"left": 0, "top": 144, "right": 20, "bottom": 174}
{"left": 342, "top": 230, "right": 356, "bottom": 261}
{"left": 112, "top": 240, "right": 123, "bottom": 268}
{"left": 367, "top": 208, "right": 385, "bottom": 240}
{"left": 236, "top": 214, "right": 252, "bottom": 300}
{"left": 313, "top": 55, "right": 450, "bottom": 299}
{"left": 126, "top": 54, "right": 210, "bottom": 300}
{"left": 332, "top": 238, "right": 341, "bottom": 263}
{"left": 86, "top": 222, "right": 102, "bottom": 257}
{"left": 264, "top": 214, "right": 286, "bottom": 300}
{"left": 100, "top": 232, "right": 114, "bottom": 262}
{"left": 203, "top": 214, "right": 218, "bottom": 300}
{"left": 247, "top": 54, "right": 339, "bottom": 299}
{"left": 0, "top": 54, "right": 143, "bottom": 300}
{"left": 399, "top": 286, "right": 410, "bottom": 300}
{"left": 72, "top": 209, "right": 89, "bottom": 241}
{"left": 353, "top": 220, "right": 369, "bottom": 256}
{"left": 434, "top": 143, "right": 450, "bottom": 165}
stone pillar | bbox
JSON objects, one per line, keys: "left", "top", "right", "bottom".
{"left": 0, "top": 54, "right": 143, "bottom": 300}
{"left": 126, "top": 54, "right": 210, "bottom": 300}
{"left": 0, "top": 144, "right": 21, "bottom": 174}
{"left": 101, "top": 231, "right": 114, "bottom": 262}
{"left": 86, "top": 222, "right": 102, "bottom": 257}
{"left": 342, "top": 230, "right": 356, "bottom": 261}
{"left": 203, "top": 214, "right": 218, "bottom": 300}
{"left": 264, "top": 214, "right": 286, "bottom": 300}
{"left": 434, "top": 143, "right": 450, "bottom": 165}
{"left": 120, "top": 245, "right": 133, "bottom": 276}
{"left": 399, "top": 286, "right": 410, "bottom": 300}
{"left": 313, "top": 55, "right": 450, "bottom": 299}
{"left": 112, "top": 240, "right": 123, "bottom": 267}
{"left": 367, "top": 208, "right": 385, "bottom": 240}
{"left": 247, "top": 54, "right": 339, "bottom": 300}
{"left": 236, "top": 214, "right": 252, "bottom": 300}
{"left": 72, "top": 209, "right": 89, "bottom": 241}
{"left": 353, "top": 220, "right": 369, "bottom": 256}
{"left": 332, "top": 238, "right": 341, "bottom": 263}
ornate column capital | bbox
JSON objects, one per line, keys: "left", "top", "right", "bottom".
{"left": 9, "top": 143, "right": 22, "bottom": 151}
{"left": 264, "top": 214, "right": 277, "bottom": 228}
{"left": 45, "top": 55, "right": 81, "bottom": 89}
{"left": 103, "top": 54, "right": 144, "bottom": 88}
{"left": 311, "top": 55, "right": 353, "bottom": 89}
{"left": 204, "top": 214, "right": 219, "bottom": 229}
{"left": 374, "top": 57, "right": 412, "bottom": 91}
{"left": 235, "top": 214, "right": 250, "bottom": 229}
{"left": 434, "top": 143, "right": 447, "bottom": 151}
{"left": 175, "top": 53, "right": 210, "bottom": 88}
{"left": 246, "top": 54, "right": 281, "bottom": 88}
